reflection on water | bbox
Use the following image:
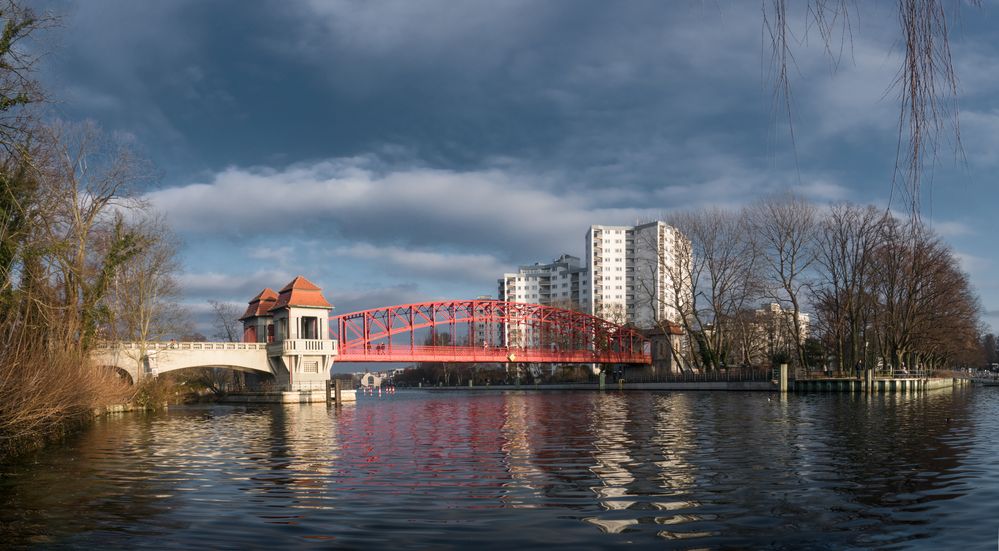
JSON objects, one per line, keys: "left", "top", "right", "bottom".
{"left": 1, "top": 388, "right": 997, "bottom": 549}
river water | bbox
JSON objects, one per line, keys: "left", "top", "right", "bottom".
{"left": 1, "top": 388, "right": 997, "bottom": 549}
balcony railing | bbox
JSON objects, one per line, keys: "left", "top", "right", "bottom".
{"left": 280, "top": 339, "right": 338, "bottom": 354}
{"left": 96, "top": 341, "right": 269, "bottom": 351}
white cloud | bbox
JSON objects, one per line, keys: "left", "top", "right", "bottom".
{"left": 333, "top": 283, "right": 429, "bottom": 313}
{"left": 793, "top": 180, "right": 851, "bottom": 202}
{"left": 247, "top": 245, "right": 296, "bottom": 265}
{"left": 145, "top": 157, "right": 659, "bottom": 260}
{"left": 953, "top": 251, "right": 993, "bottom": 281}
{"left": 177, "top": 269, "right": 298, "bottom": 299}
{"left": 333, "top": 243, "right": 509, "bottom": 283}
{"left": 930, "top": 220, "right": 974, "bottom": 238}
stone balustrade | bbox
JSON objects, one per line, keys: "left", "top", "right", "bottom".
{"left": 280, "top": 339, "right": 338, "bottom": 354}
{"left": 96, "top": 341, "right": 270, "bottom": 351}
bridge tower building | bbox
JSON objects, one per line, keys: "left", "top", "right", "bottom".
{"left": 242, "top": 276, "right": 338, "bottom": 390}
{"left": 240, "top": 288, "right": 278, "bottom": 343}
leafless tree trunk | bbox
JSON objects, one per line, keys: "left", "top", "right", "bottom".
{"left": 104, "top": 214, "right": 187, "bottom": 379}
{"left": 747, "top": 195, "right": 817, "bottom": 369}
{"left": 208, "top": 299, "right": 242, "bottom": 343}
{"left": 813, "top": 203, "right": 885, "bottom": 373}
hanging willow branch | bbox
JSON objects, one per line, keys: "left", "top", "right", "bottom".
{"left": 892, "top": 0, "right": 971, "bottom": 223}
{"left": 763, "top": 0, "right": 975, "bottom": 222}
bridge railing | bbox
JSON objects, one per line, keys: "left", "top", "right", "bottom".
{"left": 280, "top": 339, "right": 338, "bottom": 354}
{"left": 338, "top": 344, "right": 649, "bottom": 364}
{"left": 95, "top": 341, "right": 270, "bottom": 351}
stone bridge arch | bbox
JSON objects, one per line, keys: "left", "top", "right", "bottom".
{"left": 91, "top": 342, "right": 280, "bottom": 385}
{"left": 93, "top": 364, "right": 136, "bottom": 385}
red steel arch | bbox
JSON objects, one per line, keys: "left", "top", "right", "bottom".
{"left": 331, "top": 300, "right": 650, "bottom": 364}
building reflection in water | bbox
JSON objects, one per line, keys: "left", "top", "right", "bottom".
{"left": 0, "top": 387, "right": 989, "bottom": 548}
{"left": 498, "top": 392, "right": 546, "bottom": 507}
{"left": 243, "top": 403, "right": 340, "bottom": 515}
{"left": 648, "top": 393, "right": 708, "bottom": 540}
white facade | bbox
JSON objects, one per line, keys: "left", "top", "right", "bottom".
{"left": 493, "top": 223, "right": 691, "bottom": 332}
{"left": 585, "top": 222, "right": 690, "bottom": 328}
{"left": 497, "top": 254, "right": 588, "bottom": 307}
{"left": 497, "top": 254, "right": 588, "bottom": 346}
{"left": 755, "top": 302, "right": 811, "bottom": 342}
{"left": 472, "top": 294, "right": 502, "bottom": 347}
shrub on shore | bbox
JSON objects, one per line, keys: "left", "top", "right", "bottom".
{"left": 0, "top": 333, "right": 133, "bottom": 460}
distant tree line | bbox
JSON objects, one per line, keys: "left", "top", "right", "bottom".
{"left": 643, "top": 197, "right": 984, "bottom": 374}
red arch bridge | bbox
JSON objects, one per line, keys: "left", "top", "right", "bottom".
{"left": 331, "top": 300, "right": 651, "bottom": 364}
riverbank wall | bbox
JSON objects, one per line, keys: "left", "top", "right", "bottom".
{"left": 217, "top": 389, "right": 358, "bottom": 404}
{"left": 793, "top": 377, "right": 966, "bottom": 393}
{"left": 416, "top": 377, "right": 966, "bottom": 393}
{"left": 423, "top": 382, "right": 773, "bottom": 391}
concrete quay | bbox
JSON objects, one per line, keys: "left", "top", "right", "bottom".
{"left": 416, "top": 377, "right": 965, "bottom": 393}
{"left": 422, "top": 382, "right": 773, "bottom": 391}
{"left": 218, "top": 389, "right": 357, "bottom": 404}
{"left": 792, "top": 377, "right": 966, "bottom": 393}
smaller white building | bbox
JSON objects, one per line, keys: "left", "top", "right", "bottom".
{"left": 497, "top": 254, "right": 588, "bottom": 347}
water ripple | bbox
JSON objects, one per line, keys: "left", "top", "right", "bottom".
{"left": 1, "top": 388, "right": 996, "bottom": 548}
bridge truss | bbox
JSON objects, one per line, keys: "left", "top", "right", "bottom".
{"left": 331, "top": 300, "right": 650, "bottom": 364}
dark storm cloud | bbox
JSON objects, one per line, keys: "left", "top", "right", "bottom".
{"left": 39, "top": 1, "right": 793, "bottom": 189}
{"left": 33, "top": 0, "right": 999, "bottom": 322}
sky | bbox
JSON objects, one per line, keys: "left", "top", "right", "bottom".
{"left": 34, "top": 1, "right": 999, "bottom": 338}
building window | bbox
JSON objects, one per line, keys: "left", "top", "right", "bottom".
{"left": 301, "top": 316, "right": 319, "bottom": 339}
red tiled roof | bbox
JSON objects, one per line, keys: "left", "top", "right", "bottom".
{"left": 279, "top": 275, "right": 322, "bottom": 292}
{"left": 645, "top": 322, "right": 685, "bottom": 336}
{"left": 272, "top": 275, "right": 332, "bottom": 310}
{"left": 239, "top": 288, "right": 278, "bottom": 320}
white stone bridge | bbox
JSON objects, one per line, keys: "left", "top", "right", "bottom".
{"left": 92, "top": 339, "right": 338, "bottom": 390}
{"left": 93, "top": 276, "right": 344, "bottom": 392}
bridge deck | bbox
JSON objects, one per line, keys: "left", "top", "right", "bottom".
{"left": 337, "top": 345, "right": 650, "bottom": 364}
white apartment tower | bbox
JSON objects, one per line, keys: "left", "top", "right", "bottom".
{"left": 586, "top": 222, "right": 689, "bottom": 328}
{"left": 497, "top": 254, "right": 589, "bottom": 307}
{"left": 497, "top": 254, "right": 590, "bottom": 346}
{"left": 493, "top": 223, "right": 690, "bottom": 334}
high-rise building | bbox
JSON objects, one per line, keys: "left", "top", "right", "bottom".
{"left": 585, "top": 222, "right": 690, "bottom": 328}
{"left": 497, "top": 254, "right": 589, "bottom": 346}
{"left": 495, "top": 222, "right": 690, "bottom": 332}
{"left": 472, "top": 294, "right": 502, "bottom": 347}
{"left": 497, "top": 254, "right": 588, "bottom": 307}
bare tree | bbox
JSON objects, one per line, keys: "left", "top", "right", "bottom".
{"left": 638, "top": 210, "right": 759, "bottom": 370}
{"left": 104, "top": 214, "right": 187, "bottom": 379}
{"left": 33, "top": 120, "right": 152, "bottom": 349}
{"left": 208, "top": 299, "right": 241, "bottom": 342}
{"left": 869, "top": 217, "right": 979, "bottom": 372}
{"left": 812, "top": 203, "right": 885, "bottom": 373}
{"left": 747, "top": 196, "right": 817, "bottom": 369}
